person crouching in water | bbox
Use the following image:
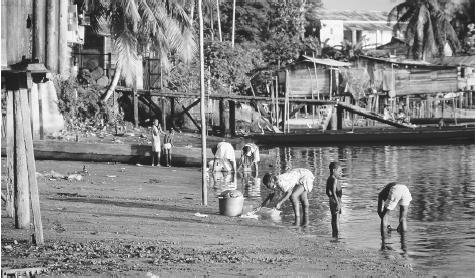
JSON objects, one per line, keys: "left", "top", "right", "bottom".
{"left": 163, "top": 129, "right": 175, "bottom": 167}
{"left": 262, "top": 168, "right": 315, "bottom": 226}
{"left": 378, "top": 182, "right": 412, "bottom": 233}
{"left": 210, "top": 142, "right": 236, "bottom": 172}
{"left": 326, "top": 162, "right": 342, "bottom": 237}
{"left": 238, "top": 143, "right": 260, "bottom": 173}
{"left": 151, "top": 118, "right": 164, "bottom": 167}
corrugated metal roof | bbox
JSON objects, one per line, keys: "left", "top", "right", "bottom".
{"left": 344, "top": 22, "right": 393, "bottom": 31}
{"left": 301, "top": 55, "right": 352, "bottom": 67}
{"left": 310, "top": 9, "right": 389, "bottom": 21}
{"left": 359, "top": 55, "right": 455, "bottom": 67}
{"left": 428, "top": 56, "right": 475, "bottom": 67}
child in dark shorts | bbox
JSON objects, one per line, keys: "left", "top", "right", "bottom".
{"left": 326, "top": 162, "right": 342, "bottom": 237}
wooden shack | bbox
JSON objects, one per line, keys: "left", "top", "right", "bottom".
{"left": 356, "top": 55, "right": 459, "bottom": 96}
{"left": 277, "top": 55, "right": 352, "bottom": 99}
{"left": 355, "top": 55, "right": 474, "bottom": 119}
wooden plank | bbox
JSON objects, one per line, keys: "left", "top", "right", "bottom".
{"left": 6, "top": 90, "right": 14, "bottom": 217}
{"left": 58, "top": 0, "right": 69, "bottom": 74}
{"left": 180, "top": 101, "right": 201, "bottom": 131}
{"left": 46, "top": 0, "right": 58, "bottom": 72}
{"left": 33, "top": 0, "right": 46, "bottom": 63}
{"left": 14, "top": 90, "right": 31, "bottom": 229}
{"left": 115, "top": 88, "right": 336, "bottom": 105}
{"left": 19, "top": 89, "right": 44, "bottom": 244}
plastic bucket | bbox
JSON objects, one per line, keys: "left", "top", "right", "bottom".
{"left": 218, "top": 190, "right": 244, "bottom": 217}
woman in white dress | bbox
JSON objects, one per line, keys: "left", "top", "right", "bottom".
{"left": 151, "top": 119, "right": 164, "bottom": 166}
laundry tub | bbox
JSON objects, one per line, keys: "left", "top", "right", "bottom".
{"left": 218, "top": 190, "right": 244, "bottom": 217}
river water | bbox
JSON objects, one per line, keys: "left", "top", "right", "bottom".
{"left": 209, "top": 143, "right": 475, "bottom": 277}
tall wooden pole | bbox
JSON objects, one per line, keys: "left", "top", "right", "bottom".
{"left": 33, "top": 0, "right": 46, "bottom": 63}
{"left": 199, "top": 0, "right": 207, "bottom": 206}
{"left": 231, "top": 0, "right": 236, "bottom": 47}
{"left": 46, "top": 0, "right": 58, "bottom": 72}
{"left": 14, "top": 91, "right": 30, "bottom": 229}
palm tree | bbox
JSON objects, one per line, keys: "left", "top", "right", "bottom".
{"left": 388, "top": 0, "right": 460, "bottom": 60}
{"left": 92, "top": 0, "right": 196, "bottom": 102}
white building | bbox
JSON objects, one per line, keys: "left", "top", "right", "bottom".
{"left": 312, "top": 10, "right": 399, "bottom": 49}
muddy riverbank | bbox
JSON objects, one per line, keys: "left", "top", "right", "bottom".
{"left": 1, "top": 159, "right": 422, "bottom": 277}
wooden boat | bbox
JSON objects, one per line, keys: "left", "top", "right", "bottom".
{"left": 247, "top": 126, "right": 475, "bottom": 146}
{"left": 0, "top": 141, "right": 247, "bottom": 166}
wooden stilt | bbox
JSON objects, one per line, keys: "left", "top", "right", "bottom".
{"left": 19, "top": 89, "right": 44, "bottom": 245}
{"left": 14, "top": 91, "right": 30, "bottom": 229}
{"left": 133, "top": 90, "right": 138, "bottom": 128}
{"left": 336, "top": 105, "right": 343, "bottom": 130}
{"left": 170, "top": 97, "right": 175, "bottom": 129}
{"left": 161, "top": 98, "right": 166, "bottom": 131}
{"left": 219, "top": 99, "right": 226, "bottom": 136}
{"left": 6, "top": 90, "right": 14, "bottom": 217}
{"left": 229, "top": 100, "right": 236, "bottom": 136}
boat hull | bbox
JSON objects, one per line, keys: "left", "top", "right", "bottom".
{"left": 248, "top": 127, "right": 475, "bottom": 146}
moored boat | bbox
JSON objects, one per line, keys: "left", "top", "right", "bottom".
{"left": 247, "top": 126, "right": 475, "bottom": 146}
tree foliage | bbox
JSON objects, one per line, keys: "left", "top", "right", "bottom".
{"left": 388, "top": 0, "right": 461, "bottom": 59}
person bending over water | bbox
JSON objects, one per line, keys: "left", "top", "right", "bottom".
{"left": 211, "top": 142, "right": 236, "bottom": 172}
{"left": 261, "top": 168, "right": 315, "bottom": 226}
{"left": 326, "top": 162, "right": 342, "bottom": 237}
{"left": 378, "top": 182, "right": 412, "bottom": 233}
{"left": 238, "top": 143, "right": 260, "bottom": 173}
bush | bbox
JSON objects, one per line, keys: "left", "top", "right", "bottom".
{"left": 53, "top": 75, "right": 112, "bottom": 130}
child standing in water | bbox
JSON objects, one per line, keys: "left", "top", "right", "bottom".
{"left": 151, "top": 119, "right": 163, "bottom": 167}
{"left": 261, "top": 168, "right": 315, "bottom": 226}
{"left": 163, "top": 129, "right": 175, "bottom": 167}
{"left": 326, "top": 162, "right": 343, "bottom": 237}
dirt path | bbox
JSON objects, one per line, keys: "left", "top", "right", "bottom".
{"left": 1, "top": 160, "right": 422, "bottom": 277}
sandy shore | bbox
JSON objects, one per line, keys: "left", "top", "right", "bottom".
{"left": 1, "top": 159, "right": 422, "bottom": 277}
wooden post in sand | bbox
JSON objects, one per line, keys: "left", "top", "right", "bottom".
{"left": 13, "top": 91, "right": 30, "bottom": 229}
{"left": 5, "top": 90, "right": 15, "bottom": 217}
{"left": 4, "top": 66, "right": 46, "bottom": 245}
{"left": 20, "top": 89, "right": 44, "bottom": 244}
{"left": 198, "top": 0, "right": 207, "bottom": 206}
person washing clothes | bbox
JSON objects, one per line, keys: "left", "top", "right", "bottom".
{"left": 238, "top": 143, "right": 260, "bottom": 172}
{"left": 378, "top": 182, "right": 412, "bottom": 233}
{"left": 260, "top": 168, "right": 315, "bottom": 226}
{"left": 210, "top": 142, "right": 236, "bottom": 172}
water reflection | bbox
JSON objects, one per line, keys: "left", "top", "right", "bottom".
{"left": 207, "top": 144, "right": 474, "bottom": 276}
{"left": 208, "top": 171, "right": 237, "bottom": 197}
{"left": 238, "top": 171, "right": 261, "bottom": 201}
